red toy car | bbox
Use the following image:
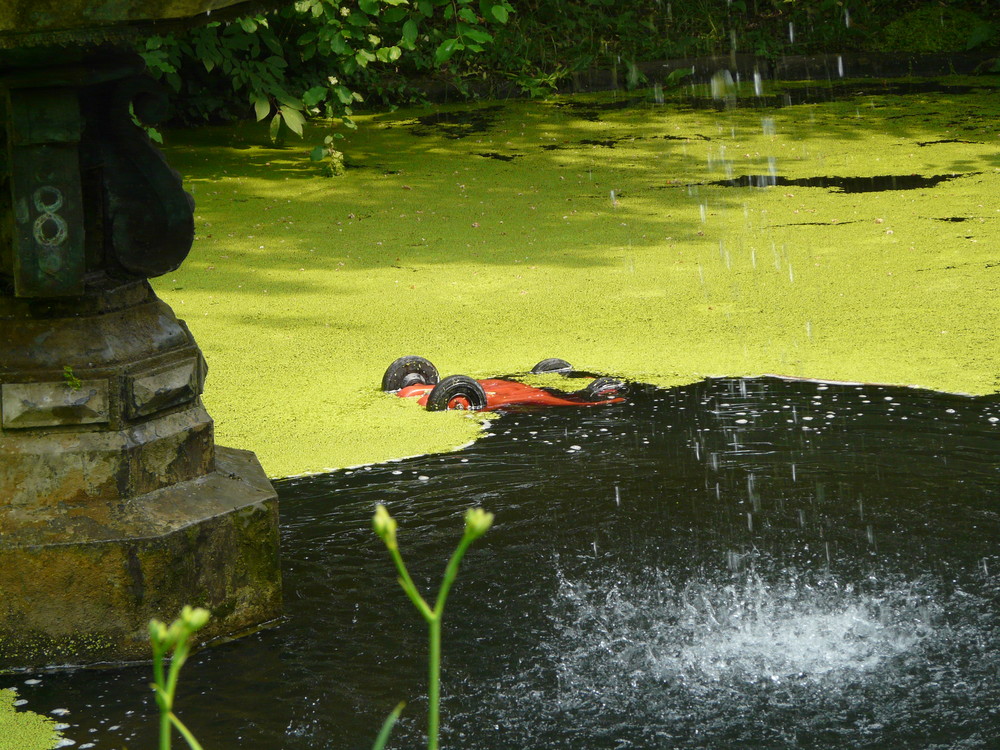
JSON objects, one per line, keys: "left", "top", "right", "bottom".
{"left": 381, "top": 356, "right": 627, "bottom": 412}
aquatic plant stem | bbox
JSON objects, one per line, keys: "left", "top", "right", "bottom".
{"left": 428, "top": 616, "right": 442, "bottom": 750}
{"left": 149, "top": 607, "right": 211, "bottom": 750}
{"left": 373, "top": 505, "right": 493, "bottom": 750}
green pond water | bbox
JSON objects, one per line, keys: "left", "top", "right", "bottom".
{"left": 151, "top": 75, "right": 1000, "bottom": 478}
{"left": 3, "top": 75, "right": 999, "bottom": 749}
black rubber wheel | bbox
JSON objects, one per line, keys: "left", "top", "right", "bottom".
{"left": 426, "top": 375, "right": 488, "bottom": 412}
{"left": 531, "top": 358, "right": 573, "bottom": 374}
{"left": 581, "top": 377, "right": 625, "bottom": 401}
{"left": 381, "top": 356, "right": 439, "bottom": 392}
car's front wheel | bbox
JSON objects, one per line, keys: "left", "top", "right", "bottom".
{"left": 426, "top": 375, "right": 488, "bottom": 411}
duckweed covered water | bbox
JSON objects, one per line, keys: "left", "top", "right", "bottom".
{"left": 154, "top": 76, "right": 1000, "bottom": 477}
{"left": 10, "top": 377, "right": 999, "bottom": 749}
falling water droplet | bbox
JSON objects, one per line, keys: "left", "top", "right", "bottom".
{"left": 788, "top": 264, "right": 795, "bottom": 283}
{"left": 767, "top": 156, "right": 778, "bottom": 186}
{"left": 699, "top": 203, "right": 707, "bottom": 223}
{"left": 788, "top": 22, "right": 795, "bottom": 43}
{"left": 753, "top": 69, "right": 763, "bottom": 96}
{"left": 805, "top": 320, "right": 813, "bottom": 338}
{"left": 614, "top": 485, "right": 621, "bottom": 507}
{"left": 750, "top": 247, "right": 757, "bottom": 268}
{"left": 837, "top": 55, "right": 844, "bottom": 77}
{"left": 844, "top": 7, "right": 851, "bottom": 27}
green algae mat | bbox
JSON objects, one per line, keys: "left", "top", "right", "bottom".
{"left": 156, "top": 77, "right": 1000, "bottom": 478}
{"left": 0, "top": 689, "right": 60, "bottom": 750}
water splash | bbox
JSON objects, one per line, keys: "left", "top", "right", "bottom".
{"left": 545, "top": 566, "right": 940, "bottom": 696}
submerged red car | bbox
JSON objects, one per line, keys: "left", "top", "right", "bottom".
{"left": 381, "top": 356, "right": 626, "bottom": 412}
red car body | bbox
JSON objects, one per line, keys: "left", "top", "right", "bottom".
{"left": 396, "top": 377, "right": 626, "bottom": 411}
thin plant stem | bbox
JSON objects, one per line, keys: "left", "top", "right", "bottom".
{"left": 169, "top": 713, "right": 206, "bottom": 750}
{"left": 373, "top": 505, "right": 492, "bottom": 750}
{"left": 427, "top": 616, "right": 442, "bottom": 750}
{"left": 372, "top": 702, "right": 406, "bottom": 750}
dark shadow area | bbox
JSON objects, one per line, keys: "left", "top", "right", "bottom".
{"left": 678, "top": 173, "right": 978, "bottom": 192}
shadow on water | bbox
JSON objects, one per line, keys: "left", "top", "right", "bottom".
{"left": 676, "top": 173, "right": 978, "bottom": 192}
{"left": 14, "top": 377, "right": 1000, "bottom": 749}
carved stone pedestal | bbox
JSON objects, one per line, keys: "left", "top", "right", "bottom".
{"left": 0, "top": 13, "right": 282, "bottom": 669}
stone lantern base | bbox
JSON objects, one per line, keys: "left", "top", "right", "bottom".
{"left": 0, "top": 281, "right": 282, "bottom": 669}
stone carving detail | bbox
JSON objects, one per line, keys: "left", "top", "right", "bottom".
{"left": 1, "top": 380, "right": 109, "bottom": 429}
{"left": 2, "top": 56, "right": 195, "bottom": 297}
{"left": 127, "top": 356, "right": 203, "bottom": 418}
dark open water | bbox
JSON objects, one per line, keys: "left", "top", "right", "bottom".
{"left": 7, "top": 377, "right": 1000, "bottom": 750}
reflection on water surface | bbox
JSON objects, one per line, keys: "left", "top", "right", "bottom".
{"left": 10, "top": 377, "right": 1000, "bottom": 749}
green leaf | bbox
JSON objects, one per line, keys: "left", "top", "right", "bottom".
{"left": 382, "top": 6, "right": 407, "bottom": 22}
{"left": 402, "top": 18, "right": 419, "bottom": 47}
{"left": 434, "top": 38, "right": 461, "bottom": 64}
{"left": 302, "top": 85, "right": 327, "bottom": 107}
{"left": 253, "top": 97, "right": 271, "bottom": 122}
{"left": 458, "top": 24, "right": 492, "bottom": 43}
{"left": 329, "top": 33, "right": 350, "bottom": 55}
{"left": 238, "top": 17, "right": 258, "bottom": 33}
{"left": 333, "top": 85, "right": 355, "bottom": 105}
{"left": 490, "top": 4, "right": 508, "bottom": 23}
{"left": 309, "top": 145, "right": 326, "bottom": 161}
{"left": 358, "top": 0, "right": 379, "bottom": 13}
{"left": 417, "top": 0, "right": 433, "bottom": 17}
{"left": 371, "top": 702, "right": 406, "bottom": 750}
{"left": 269, "top": 113, "right": 281, "bottom": 142}
{"left": 274, "top": 89, "right": 304, "bottom": 109}
{"left": 279, "top": 105, "right": 306, "bottom": 137}
{"left": 458, "top": 6, "right": 476, "bottom": 23}
{"left": 387, "top": 45, "right": 402, "bottom": 62}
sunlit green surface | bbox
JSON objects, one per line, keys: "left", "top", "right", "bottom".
{"left": 0, "top": 689, "right": 60, "bottom": 750}
{"left": 156, "top": 77, "right": 1000, "bottom": 477}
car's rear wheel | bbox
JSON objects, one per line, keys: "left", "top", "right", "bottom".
{"left": 530, "top": 358, "right": 573, "bottom": 374}
{"left": 582, "top": 377, "right": 625, "bottom": 401}
{"left": 382, "top": 356, "right": 439, "bottom": 392}
{"left": 426, "top": 375, "right": 488, "bottom": 411}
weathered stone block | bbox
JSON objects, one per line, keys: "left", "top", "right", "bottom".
{"left": 1, "top": 379, "right": 109, "bottom": 429}
{"left": 0, "top": 447, "right": 282, "bottom": 669}
{"left": 126, "top": 356, "right": 201, "bottom": 419}
{"left": 0, "top": 405, "right": 214, "bottom": 509}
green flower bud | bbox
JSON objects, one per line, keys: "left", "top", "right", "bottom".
{"left": 181, "top": 605, "right": 211, "bottom": 632}
{"left": 148, "top": 618, "right": 168, "bottom": 644}
{"left": 373, "top": 504, "right": 398, "bottom": 550}
{"left": 464, "top": 507, "right": 494, "bottom": 540}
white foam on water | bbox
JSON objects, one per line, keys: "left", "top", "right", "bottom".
{"left": 544, "top": 566, "right": 940, "bottom": 699}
